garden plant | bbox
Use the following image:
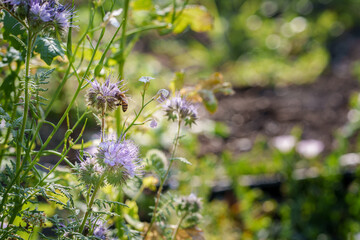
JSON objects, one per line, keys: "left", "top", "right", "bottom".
{"left": 0, "top": 0, "right": 233, "bottom": 239}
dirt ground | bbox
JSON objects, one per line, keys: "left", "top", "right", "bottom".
{"left": 200, "top": 35, "right": 360, "bottom": 156}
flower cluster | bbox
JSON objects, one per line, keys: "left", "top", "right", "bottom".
{"left": 176, "top": 193, "right": 202, "bottom": 228}
{"left": 86, "top": 77, "right": 126, "bottom": 114}
{"left": 96, "top": 137, "right": 142, "bottom": 185}
{"left": 176, "top": 193, "right": 202, "bottom": 213}
{"left": 164, "top": 93, "right": 197, "bottom": 127}
{"left": 22, "top": 210, "right": 46, "bottom": 229}
{"left": 0, "top": 0, "right": 72, "bottom": 34}
{"left": 77, "top": 154, "right": 104, "bottom": 186}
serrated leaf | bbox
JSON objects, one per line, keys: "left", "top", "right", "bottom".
{"left": 38, "top": 68, "right": 55, "bottom": 81}
{"left": 171, "top": 157, "right": 192, "bottom": 165}
{"left": 94, "top": 199, "right": 129, "bottom": 208}
{"left": 34, "top": 37, "right": 65, "bottom": 65}
{"left": 173, "top": 5, "right": 213, "bottom": 34}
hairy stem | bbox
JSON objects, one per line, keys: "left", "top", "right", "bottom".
{"left": 79, "top": 174, "right": 105, "bottom": 234}
{"left": 172, "top": 212, "right": 188, "bottom": 240}
{"left": 101, "top": 110, "right": 105, "bottom": 142}
{"left": 143, "top": 119, "right": 182, "bottom": 239}
{"left": 115, "top": 0, "right": 130, "bottom": 136}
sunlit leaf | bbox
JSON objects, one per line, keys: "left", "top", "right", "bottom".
{"left": 34, "top": 37, "right": 65, "bottom": 65}
{"left": 173, "top": 5, "right": 213, "bottom": 34}
{"left": 132, "top": 0, "right": 153, "bottom": 10}
{"left": 198, "top": 89, "right": 217, "bottom": 113}
{"left": 172, "top": 157, "right": 192, "bottom": 165}
{"left": 170, "top": 71, "right": 185, "bottom": 93}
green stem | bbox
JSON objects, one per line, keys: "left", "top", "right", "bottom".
{"left": 20, "top": 14, "right": 107, "bottom": 181}
{"left": 0, "top": 5, "right": 108, "bottom": 223}
{"left": 116, "top": 0, "right": 130, "bottom": 136}
{"left": 143, "top": 119, "right": 182, "bottom": 239}
{"left": 171, "top": 0, "right": 177, "bottom": 24}
{"left": 171, "top": 212, "right": 188, "bottom": 240}
{"left": 101, "top": 110, "right": 105, "bottom": 142}
{"left": 119, "top": 0, "right": 130, "bottom": 78}
{"left": 122, "top": 95, "right": 154, "bottom": 136}
{"left": 133, "top": 185, "right": 145, "bottom": 202}
{"left": 16, "top": 32, "right": 33, "bottom": 177}
{"left": 78, "top": 174, "right": 105, "bottom": 234}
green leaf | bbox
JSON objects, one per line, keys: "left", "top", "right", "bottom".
{"left": 2, "top": 11, "right": 26, "bottom": 51}
{"left": 198, "top": 89, "right": 217, "bottom": 113}
{"left": 171, "top": 157, "right": 192, "bottom": 165}
{"left": 169, "top": 71, "right": 184, "bottom": 93}
{"left": 0, "top": 72, "right": 17, "bottom": 100}
{"left": 34, "top": 37, "right": 65, "bottom": 65}
{"left": 173, "top": 5, "right": 213, "bottom": 34}
{"left": 0, "top": 106, "right": 11, "bottom": 122}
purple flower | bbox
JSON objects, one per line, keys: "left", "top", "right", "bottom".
{"left": 1, "top": 0, "right": 73, "bottom": 34}
{"left": 96, "top": 137, "right": 142, "bottom": 184}
{"left": 86, "top": 77, "right": 125, "bottom": 113}
{"left": 150, "top": 119, "right": 158, "bottom": 128}
{"left": 2, "top": 0, "right": 22, "bottom": 6}
{"left": 93, "top": 221, "right": 107, "bottom": 240}
{"left": 29, "top": 0, "right": 52, "bottom": 22}
{"left": 54, "top": 10, "right": 71, "bottom": 30}
{"left": 77, "top": 154, "right": 104, "bottom": 185}
{"left": 164, "top": 93, "right": 197, "bottom": 127}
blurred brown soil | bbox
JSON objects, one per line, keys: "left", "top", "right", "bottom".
{"left": 200, "top": 41, "right": 360, "bottom": 155}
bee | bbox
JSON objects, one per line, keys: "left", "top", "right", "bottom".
{"left": 115, "top": 92, "right": 128, "bottom": 112}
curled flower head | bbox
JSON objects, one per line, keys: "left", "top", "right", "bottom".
{"left": 96, "top": 137, "right": 142, "bottom": 185}
{"left": 164, "top": 93, "right": 197, "bottom": 127}
{"left": 77, "top": 153, "right": 104, "bottom": 186}
{"left": 86, "top": 77, "right": 126, "bottom": 113}
{"left": 1, "top": 0, "right": 73, "bottom": 35}
{"left": 156, "top": 89, "right": 169, "bottom": 103}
